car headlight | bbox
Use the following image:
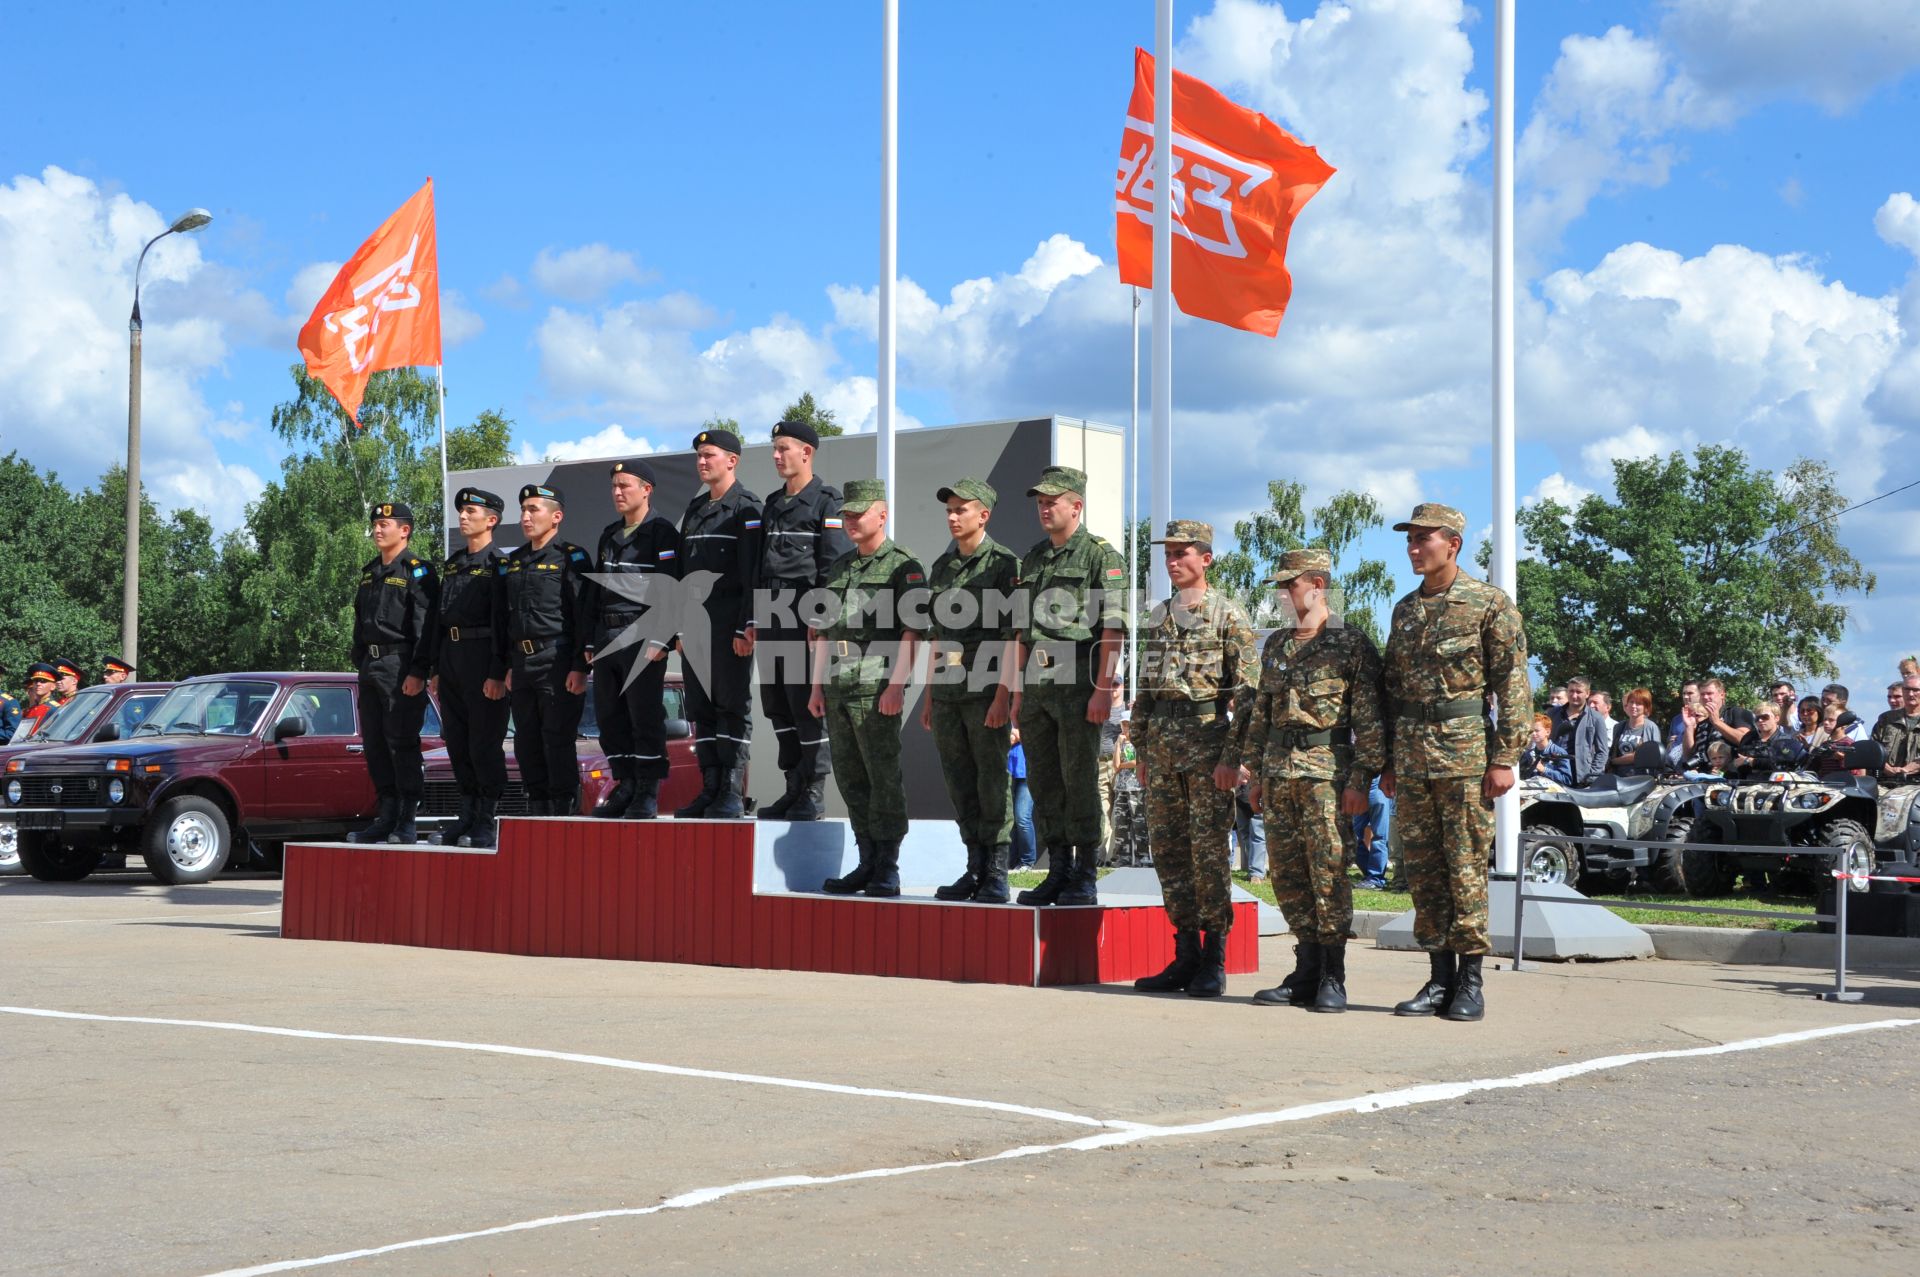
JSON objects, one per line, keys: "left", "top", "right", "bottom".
{"left": 108, "top": 779, "right": 126, "bottom": 804}
{"left": 1707, "top": 787, "right": 1730, "bottom": 807}
{"left": 5, "top": 779, "right": 20, "bottom": 805}
{"left": 1791, "top": 791, "right": 1833, "bottom": 810}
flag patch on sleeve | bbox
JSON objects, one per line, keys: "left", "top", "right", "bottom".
{"left": 906, "top": 572, "right": 924, "bottom": 583}
{"left": 413, "top": 566, "right": 427, "bottom": 578}
{"left": 1105, "top": 566, "right": 1125, "bottom": 579}
{"left": 823, "top": 517, "right": 843, "bottom": 529}
{"left": 658, "top": 549, "right": 676, "bottom": 560}
{"left": 744, "top": 519, "right": 762, "bottom": 529}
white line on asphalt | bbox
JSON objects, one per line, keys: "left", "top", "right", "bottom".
{"left": 23, "top": 908, "right": 281, "bottom": 925}
{"left": 0, "top": 1005, "right": 1144, "bottom": 1132}
{"left": 194, "top": 1015, "right": 1920, "bottom": 1277}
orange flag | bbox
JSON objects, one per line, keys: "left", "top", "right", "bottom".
{"left": 1115, "top": 49, "right": 1334, "bottom": 337}
{"left": 298, "top": 179, "right": 442, "bottom": 425}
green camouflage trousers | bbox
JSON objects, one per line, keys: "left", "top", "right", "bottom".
{"left": 929, "top": 696, "right": 1012, "bottom": 849}
{"left": 1260, "top": 776, "right": 1351, "bottom": 944}
{"left": 1141, "top": 724, "right": 1235, "bottom": 932}
{"left": 1022, "top": 688, "right": 1104, "bottom": 848}
{"left": 825, "top": 687, "right": 908, "bottom": 843}
{"left": 1395, "top": 775, "right": 1493, "bottom": 954}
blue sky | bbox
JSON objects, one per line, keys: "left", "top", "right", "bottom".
{"left": 4, "top": 0, "right": 1919, "bottom": 696}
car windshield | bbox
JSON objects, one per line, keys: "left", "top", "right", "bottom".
{"left": 137, "top": 680, "right": 280, "bottom": 738}
{"left": 31, "top": 687, "right": 114, "bottom": 743}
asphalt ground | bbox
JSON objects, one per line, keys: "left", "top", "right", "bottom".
{"left": 3, "top": 873, "right": 1918, "bottom": 1276}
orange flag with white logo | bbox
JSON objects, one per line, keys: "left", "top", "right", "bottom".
{"left": 298, "top": 179, "right": 442, "bottom": 426}
{"left": 1115, "top": 49, "right": 1334, "bottom": 337}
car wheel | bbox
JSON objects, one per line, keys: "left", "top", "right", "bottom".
{"left": 0, "top": 822, "right": 21, "bottom": 876}
{"left": 17, "top": 832, "right": 104, "bottom": 882}
{"left": 1648, "top": 818, "right": 1692, "bottom": 893}
{"left": 1522, "top": 824, "right": 1580, "bottom": 887}
{"left": 1667, "top": 815, "right": 1734, "bottom": 897}
{"left": 141, "top": 796, "right": 232, "bottom": 885}
{"left": 1821, "top": 817, "right": 1876, "bottom": 895}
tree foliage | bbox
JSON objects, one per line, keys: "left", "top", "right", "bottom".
{"left": 779, "top": 391, "right": 842, "bottom": 438}
{"left": 1209, "top": 480, "right": 1392, "bottom": 643}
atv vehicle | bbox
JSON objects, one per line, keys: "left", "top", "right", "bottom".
{"left": 1518, "top": 757, "right": 1709, "bottom": 890}
{"left": 1688, "top": 739, "right": 1889, "bottom": 896}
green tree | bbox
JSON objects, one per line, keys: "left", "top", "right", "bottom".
{"left": 0, "top": 453, "right": 116, "bottom": 679}
{"left": 1514, "top": 446, "right": 1874, "bottom": 708}
{"left": 778, "top": 391, "right": 842, "bottom": 438}
{"left": 701, "top": 415, "right": 741, "bottom": 434}
{"left": 1209, "top": 480, "right": 1392, "bottom": 642}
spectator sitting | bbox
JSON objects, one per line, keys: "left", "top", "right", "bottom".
{"left": 1734, "top": 703, "right": 1808, "bottom": 776}
{"left": 1792, "top": 695, "right": 1826, "bottom": 750}
{"left": 1681, "top": 677, "right": 1755, "bottom": 770}
{"left": 1521, "top": 714, "right": 1574, "bottom": 785}
{"left": 1901, "top": 656, "right": 1919, "bottom": 679}
{"left": 1610, "top": 687, "right": 1662, "bottom": 773}
{"left": 1698, "top": 740, "right": 1734, "bottom": 778}
{"left": 1871, "top": 676, "right": 1920, "bottom": 788}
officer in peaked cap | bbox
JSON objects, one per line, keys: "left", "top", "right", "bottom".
{"left": 430, "top": 487, "right": 512, "bottom": 848}
{"left": 505, "top": 483, "right": 595, "bottom": 815}
{"left": 50, "top": 658, "right": 82, "bottom": 707}
{"left": 349, "top": 501, "right": 440, "bottom": 845}
{"left": 675, "top": 426, "right": 762, "bottom": 818}
{"left": 102, "top": 656, "right": 136, "bottom": 684}
{"left": 14, "top": 663, "right": 58, "bottom": 741}
{"left": 748, "top": 419, "right": 854, "bottom": 821}
{"left": 583, "top": 458, "right": 682, "bottom": 820}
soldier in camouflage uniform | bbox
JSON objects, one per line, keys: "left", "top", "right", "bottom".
{"left": 1011, "top": 466, "right": 1127, "bottom": 908}
{"left": 921, "top": 478, "right": 1019, "bottom": 904}
{"left": 1129, "top": 520, "right": 1257, "bottom": 998}
{"left": 1381, "top": 503, "right": 1529, "bottom": 1023}
{"left": 812, "top": 479, "right": 929, "bottom": 897}
{"left": 1241, "top": 548, "right": 1386, "bottom": 1013}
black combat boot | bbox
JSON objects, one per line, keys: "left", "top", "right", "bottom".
{"left": 1312, "top": 940, "right": 1348, "bottom": 1013}
{"left": 677, "top": 766, "right": 721, "bottom": 818}
{"left": 971, "top": 843, "right": 1011, "bottom": 904}
{"left": 386, "top": 795, "right": 420, "bottom": 845}
{"left": 460, "top": 796, "right": 498, "bottom": 848}
{"left": 1252, "top": 941, "right": 1323, "bottom": 1007}
{"left": 350, "top": 793, "right": 398, "bottom": 844}
{"left": 552, "top": 788, "right": 580, "bottom": 817}
{"left": 1016, "top": 846, "right": 1073, "bottom": 906}
{"left": 594, "top": 767, "right": 636, "bottom": 818}
{"left": 935, "top": 844, "right": 983, "bottom": 901}
{"left": 1394, "top": 950, "right": 1458, "bottom": 1017}
{"left": 708, "top": 765, "right": 748, "bottom": 819}
{"left": 1133, "top": 929, "right": 1202, "bottom": 992}
{"left": 862, "top": 840, "right": 902, "bottom": 898}
{"left": 822, "top": 839, "right": 874, "bottom": 895}
{"left": 757, "top": 770, "right": 803, "bottom": 820}
{"left": 1443, "top": 953, "right": 1485, "bottom": 1021}
{"left": 784, "top": 777, "right": 827, "bottom": 822}
{"left": 526, "top": 796, "right": 551, "bottom": 817}
{"left": 1056, "top": 844, "right": 1099, "bottom": 906}
{"left": 437, "top": 794, "right": 475, "bottom": 846}
{"left": 629, "top": 779, "right": 660, "bottom": 819}
{"left": 1186, "top": 929, "right": 1228, "bottom": 998}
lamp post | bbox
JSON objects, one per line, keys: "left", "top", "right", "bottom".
{"left": 123, "top": 207, "right": 211, "bottom": 667}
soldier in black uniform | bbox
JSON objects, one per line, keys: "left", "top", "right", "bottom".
{"left": 505, "top": 483, "right": 592, "bottom": 815}
{"left": 674, "top": 427, "right": 761, "bottom": 818}
{"left": 349, "top": 501, "right": 439, "bottom": 844}
{"left": 747, "top": 420, "right": 853, "bottom": 820}
{"left": 584, "top": 458, "right": 682, "bottom": 819}
{"left": 431, "top": 487, "right": 511, "bottom": 848}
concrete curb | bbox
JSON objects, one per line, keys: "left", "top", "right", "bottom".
{"left": 1351, "top": 909, "right": 1920, "bottom": 969}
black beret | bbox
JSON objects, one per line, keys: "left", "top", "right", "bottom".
{"left": 520, "top": 483, "right": 564, "bottom": 508}
{"left": 693, "top": 428, "right": 742, "bottom": 455}
{"left": 772, "top": 419, "right": 819, "bottom": 448}
{"left": 104, "top": 655, "right": 136, "bottom": 674}
{"left": 370, "top": 501, "right": 414, "bottom": 524}
{"left": 453, "top": 487, "right": 505, "bottom": 514}
{"left": 610, "top": 458, "right": 657, "bottom": 485}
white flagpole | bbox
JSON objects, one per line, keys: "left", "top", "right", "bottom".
{"left": 1128, "top": 287, "right": 1141, "bottom": 706}
{"left": 435, "top": 363, "right": 451, "bottom": 553}
{"left": 1150, "top": 0, "right": 1174, "bottom": 600}
{"left": 878, "top": 0, "right": 898, "bottom": 535}
{"left": 1492, "top": 0, "right": 1520, "bottom": 878}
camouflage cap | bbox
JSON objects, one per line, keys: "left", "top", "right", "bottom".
{"left": 1391, "top": 502, "right": 1467, "bottom": 535}
{"left": 838, "top": 478, "right": 889, "bottom": 514}
{"left": 1149, "top": 518, "right": 1213, "bottom": 546}
{"left": 936, "top": 477, "right": 998, "bottom": 509}
{"left": 1268, "top": 546, "right": 1332, "bottom": 584}
{"left": 1026, "top": 465, "right": 1087, "bottom": 498}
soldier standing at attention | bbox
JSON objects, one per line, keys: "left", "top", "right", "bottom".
{"left": 812, "top": 480, "right": 927, "bottom": 897}
{"left": 1381, "top": 503, "right": 1529, "bottom": 1023}
{"left": 923, "top": 478, "right": 1019, "bottom": 904}
{"left": 584, "top": 459, "right": 681, "bottom": 820}
{"left": 50, "top": 658, "right": 82, "bottom": 708}
{"left": 14, "top": 664, "right": 58, "bottom": 739}
{"left": 431, "top": 487, "right": 511, "bottom": 849}
{"left": 1127, "top": 521, "right": 1256, "bottom": 998}
{"left": 348, "top": 502, "right": 439, "bottom": 845}
{"left": 748, "top": 420, "right": 853, "bottom": 821}
{"left": 674, "top": 428, "right": 762, "bottom": 818}
{"left": 101, "top": 657, "right": 136, "bottom": 685}
{"left": 1011, "top": 466, "right": 1125, "bottom": 909}
{"left": 1242, "top": 548, "right": 1386, "bottom": 1013}
{"left": 505, "top": 484, "right": 593, "bottom": 815}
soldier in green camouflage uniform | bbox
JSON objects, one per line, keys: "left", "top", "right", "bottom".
{"left": 1012, "top": 466, "right": 1127, "bottom": 909}
{"left": 1241, "top": 548, "right": 1386, "bottom": 1013}
{"left": 921, "top": 478, "right": 1020, "bottom": 904}
{"left": 811, "top": 479, "right": 929, "bottom": 898}
{"left": 1381, "top": 503, "right": 1529, "bottom": 1023}
{"left": 1128, "top": 520, "right": 1257, "bottom": 998}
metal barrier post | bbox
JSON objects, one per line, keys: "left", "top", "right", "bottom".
{"left": 1823, "top": 856, "right": 1864, "bottom": 1003}
{"left": 1511, "top": 870, "right": 1527, "bottom": 973}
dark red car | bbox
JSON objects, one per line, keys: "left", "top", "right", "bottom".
{"left": 0, "top": 680, "right": 174, "bottom": 875}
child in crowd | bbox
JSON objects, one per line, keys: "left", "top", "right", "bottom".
{"left": 1520, "top": 713, "right": 1573, "bottom": 785}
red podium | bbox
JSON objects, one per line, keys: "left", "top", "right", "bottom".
{"left": 282, "top": 818, "right": 1259, "bottom": 987}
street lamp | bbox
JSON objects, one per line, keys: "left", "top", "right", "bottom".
{"left": 123, "top": 207, "right": 212, "bottom": 667}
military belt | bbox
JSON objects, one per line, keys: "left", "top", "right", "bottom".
{"left": 363, "top": 643, "right": 409, "bottom": 661}
{"left": 1397, "top": 696, "right": 1483, "bottom": 723}
{"left": 1029, "top": 639, "right": 1093, "bottom": 669}
{"left": 1275, "top": 725, "right": 1349, "bottom": 749}
{"left": 442, "top": 626, "right": 491, "bottom": 642}
{"left": 1156, "top": 696, "right": 1232, "bottom": 721}
{"left": 516, "top": 638, "right": 554, "bottom": 655}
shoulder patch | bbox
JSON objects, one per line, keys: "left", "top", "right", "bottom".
{"left": 569, "top": 547, "right": 589, "bottom": 563}
{"left": 412, "top": 565, "right": 427, "bottom": 578}
{"left": 744, "top": 518, "right": 762, "bottom": 529}
{"left": 822, "top": 517, "right": 843, "bottom": 529}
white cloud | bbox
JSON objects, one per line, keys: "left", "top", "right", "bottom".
{"left": 441, "top": 289, "right": 484, "bottom": 349}
{"left": 1867, "top": 192, "right": 1920, "bottom": 429}
{"left": 1876, "top": 192, "right": 1920, "bottom": 258}
{"left": 1525, "top": 472, "right": 1594, "bottom": 509}
{"left": 514, "top": 423, "right": 663, "bottom": 465}
{"left": 482, "top": 272, "right": 527, "bottom": 307}
{"left": 529, "top": 243, "right": 654, "bottom": 302}
{"left": 1658, "top": 0, "right": 1920, "bottom": 113}
{"left": 285, "top": 261, "right": 341, "bottom": 317}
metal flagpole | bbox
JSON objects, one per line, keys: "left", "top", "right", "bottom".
{"left": 878, "top": 0, "right": 898, "bottom": 534}
{"left": 1150, "top": 0, "right": 1174, "bottom": 600}
{"left": 435, "top": 363, "right": 451, "bottom": 554}
{"left": 1128, "top": 287, "right": 1141, "bottom": 705}
{"left": 1491, "top": 0, "right": 1520, "bottom": 877}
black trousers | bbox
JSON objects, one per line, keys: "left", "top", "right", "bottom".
{"left": 683, "top": 611, "right": 752, "bottom": 771}
{"left": 756, "top": 620, "right": 828, "bottom": 779}
{"left": 510, "top": 649, "right": 585, "bottom": 801}
{"left": 358, "top": 652, "right": 429, "bottom": 798}
{"left": 438, "top": 634, "right": 510, "bottom": 797}
{"left": 593, "top": 643, "right": 669, "bottom": 782}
